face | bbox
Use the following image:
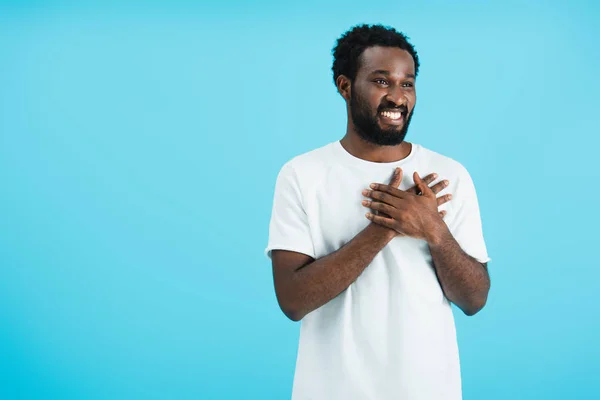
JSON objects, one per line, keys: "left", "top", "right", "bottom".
{"left": 348, "top": 46, "right": 417, "bottom": 146}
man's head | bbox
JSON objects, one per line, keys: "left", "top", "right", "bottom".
{"left": 332, "top": 24, "right": 420, "bottom": 146}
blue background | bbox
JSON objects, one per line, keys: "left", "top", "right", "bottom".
{"left": 1, "top": 1, "right": 599, "bottom": 398}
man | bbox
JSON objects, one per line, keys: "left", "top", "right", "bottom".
{"left": 264, "top": 24, "right": 491, "bottom": 400}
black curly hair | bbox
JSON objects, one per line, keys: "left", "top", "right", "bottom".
{"left": 332, "top": 24, "right": 420, "bottom": 87}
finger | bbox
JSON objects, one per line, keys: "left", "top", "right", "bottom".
{"left": 436, "top": 193, "right": 453, "bottom": 206}
{"left": 389, "top": 167, "right": 403, "bottom": 188}
{"left": 371, "top": 209, "right": 392, "bottom": 218}
{"left": 364, "top": 190, "right": 399, "bottom": 207}
{"left": 365, "top": 212, "right": 398, "bottom": 231}
{"left": 406, "top": 173, "right": 438, "bottom": 194}
{"left": 439, "top": 210, "right": 447, "bottom": 219}
{"left": 413, "top": 172, "right": 434, "bottom": 198}
{"left": 430, "top": 179, "right": 449, "bottom": 195}
{"left": 421, "top": 172, "right": 437, "bottom": 186}
{"left": 365, "top": 200, "right": 390, "bottom": 217}
{"left": 362, "top": 199, "right": 396, "bottom": 216}
{"left": 367, "top": 183, "right": 408, "bottom": 200}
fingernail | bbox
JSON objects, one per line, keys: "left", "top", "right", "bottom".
{"left": 370, "top": 183, "right": 376, "bottom": 189}
{"left": 444, "top": 180, "right": 449, "bottom": 186}
{"left": 433, "top": 173, "right": 438, "bottom": 179}
{"left": 362, "top": 189, "right": 369, "bottom": 195}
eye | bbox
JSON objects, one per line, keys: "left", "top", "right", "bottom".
{"left": 374, "top": 79, "right": 388, "bottom": 86}
{"left": 402, "top": 82, "right": 414, "bottom": 88}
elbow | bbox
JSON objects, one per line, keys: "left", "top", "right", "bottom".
{"left": 275, "top": 285, "right": 305, "bottom": 321}
{"left": 284, "top": 309, "right": 304, "bottom": 322}
{"left": 278, "top": 299, "right": 305, "bottom": 322}
{"left": 282, "top": 306, "right": 304, "bottom": 322}
{"left": 463, "top": 280, "right": 491, "bottom": 316}
{"left": 463, "top": 294, "right": 488, "bottom": 316}
{"left": 463, "top": 306, "right": 482, "bottom": 316}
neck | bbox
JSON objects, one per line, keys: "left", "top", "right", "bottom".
{"left": 340, "top": 128, "right": 412, "bottom": 163}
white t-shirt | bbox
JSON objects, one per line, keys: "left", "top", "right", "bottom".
{"left": 265, "top": 140, "right": 490, "bottom": 400}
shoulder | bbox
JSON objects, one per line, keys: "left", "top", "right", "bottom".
{"left": 415, "top": 143, "right": 472, "bottom": 181}
{"left": 277, "top": 142, "right": 336, "bottom": 184}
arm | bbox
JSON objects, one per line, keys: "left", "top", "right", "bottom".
{"left": 272, "top": 223, "right": 394, "bottom": 321}
{"left": 363, "top": 170, "right": 491, "bottom": 316}
{"left": 427, "top": 222, "right": 490, "bottom": 316}
{"left": 271, "top": 167, "right": 449, "bottom": 321}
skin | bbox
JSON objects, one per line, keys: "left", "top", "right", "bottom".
{"left": 339, "top": 46, "right": 417, "bottom": 161}
{"left": 272, "top": 45, "right": 490, "bottom": 321}
{"left": 363, "top": 170, "right": 490, "bottom": 315}
{"left": 272, "top": 170, "right": 450, "bottom": 321}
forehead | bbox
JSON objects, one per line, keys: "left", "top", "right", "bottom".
{"left": 357, "top": 46, "right": 415, "bottom": 77}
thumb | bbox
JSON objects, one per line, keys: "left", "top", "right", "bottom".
{"left": 390, "top": 167, "right": 403, "bottom": 188}
{"left": 413, "top": 171, "right": 431, "bottom": 197}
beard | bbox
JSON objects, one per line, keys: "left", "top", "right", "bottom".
{"left": 350, "top": 89, "right": 414, "bottom": 146}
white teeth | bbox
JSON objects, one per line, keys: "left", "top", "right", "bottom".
{"left": 382, "top": 111, "right": 402, "bottom": 120}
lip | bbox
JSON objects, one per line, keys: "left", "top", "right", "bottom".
{"left": 378, "top": 112, "right": 405, "bottom": 126}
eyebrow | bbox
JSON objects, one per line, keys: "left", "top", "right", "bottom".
{"left": 370, "top": 70, "right": 415, "bottom": 79}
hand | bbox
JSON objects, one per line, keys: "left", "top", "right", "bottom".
{"left": 361, "top": 170, "right": 448, "bottom": 241}
{"left": 364, "top": 167, "right": 452, "bottom": 220}
{"left": 405, "top": 172, "right": 449, "bottom": 208}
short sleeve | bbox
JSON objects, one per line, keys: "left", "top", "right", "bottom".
{"left": 264, "top": 162, "right": 315, "bottom": 260}
{"left": 448, "top": 167, "right": 491, "bottom": 264}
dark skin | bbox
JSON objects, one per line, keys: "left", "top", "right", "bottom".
{"left": 363, "top": 170, "right": 490, "bottom": 316}
{"left": 272, "top": 46, "right": 489, "bottom": 320}
{"left": 272, "top": 170, "right": 450, "bottom": 321}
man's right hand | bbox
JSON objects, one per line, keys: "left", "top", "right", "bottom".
{"left": 370, "top": 167, "right": 452, "bottom": 219}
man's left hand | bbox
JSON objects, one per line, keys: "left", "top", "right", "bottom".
{"left": 361, "top": 171, "right": 446, "bottom": 243}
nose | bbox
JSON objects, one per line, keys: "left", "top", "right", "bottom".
{"left": 385, "top": 85, "right": 407, "bottom": 107}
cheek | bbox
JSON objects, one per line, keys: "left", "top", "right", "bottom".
{"left": 371, "top": 94, "right": 388, "bottom": 111}
{"left": 357, "top": 94, "right": 381, "bottom": 114}
{"left": 362, "top": 91, "right": 381, "bottom": 109}
{"left": 408, "top": 94, "right": 417, "bottom": 110}
{"left": 355, "top": 85, "right": 387, "bottom": 113}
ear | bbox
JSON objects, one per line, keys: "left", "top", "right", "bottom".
{"left": 336, "top": 75, "right": 351, "bottom": 101}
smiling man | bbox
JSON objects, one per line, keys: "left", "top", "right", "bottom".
{"left": 265, "top": 24, "right": 491, "bottom": 400}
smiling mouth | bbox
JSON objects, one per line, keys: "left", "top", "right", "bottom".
{"left": 379, "top": 109, "right": 406, "bottom": 124}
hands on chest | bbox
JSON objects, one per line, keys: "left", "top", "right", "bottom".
{"left": 361, "top": 167, "right": 452, "bottom": 242}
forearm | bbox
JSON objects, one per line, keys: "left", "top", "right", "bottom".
{"left": 285, "top": 223, "right": 394, "bottom": 320}
{"left": 427, "top": 222, "right": 490, "bottom": 316}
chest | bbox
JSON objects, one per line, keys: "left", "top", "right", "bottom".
{"left": 303, "top": 167, "right": 459, "bottom": 259}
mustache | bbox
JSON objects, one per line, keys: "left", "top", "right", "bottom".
{"left": 377, "top": 103, "right": 408, "bottom": 114}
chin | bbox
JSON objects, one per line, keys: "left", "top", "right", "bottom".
{"left": 378, "top": 121, "right": 404, "bottom": 131}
